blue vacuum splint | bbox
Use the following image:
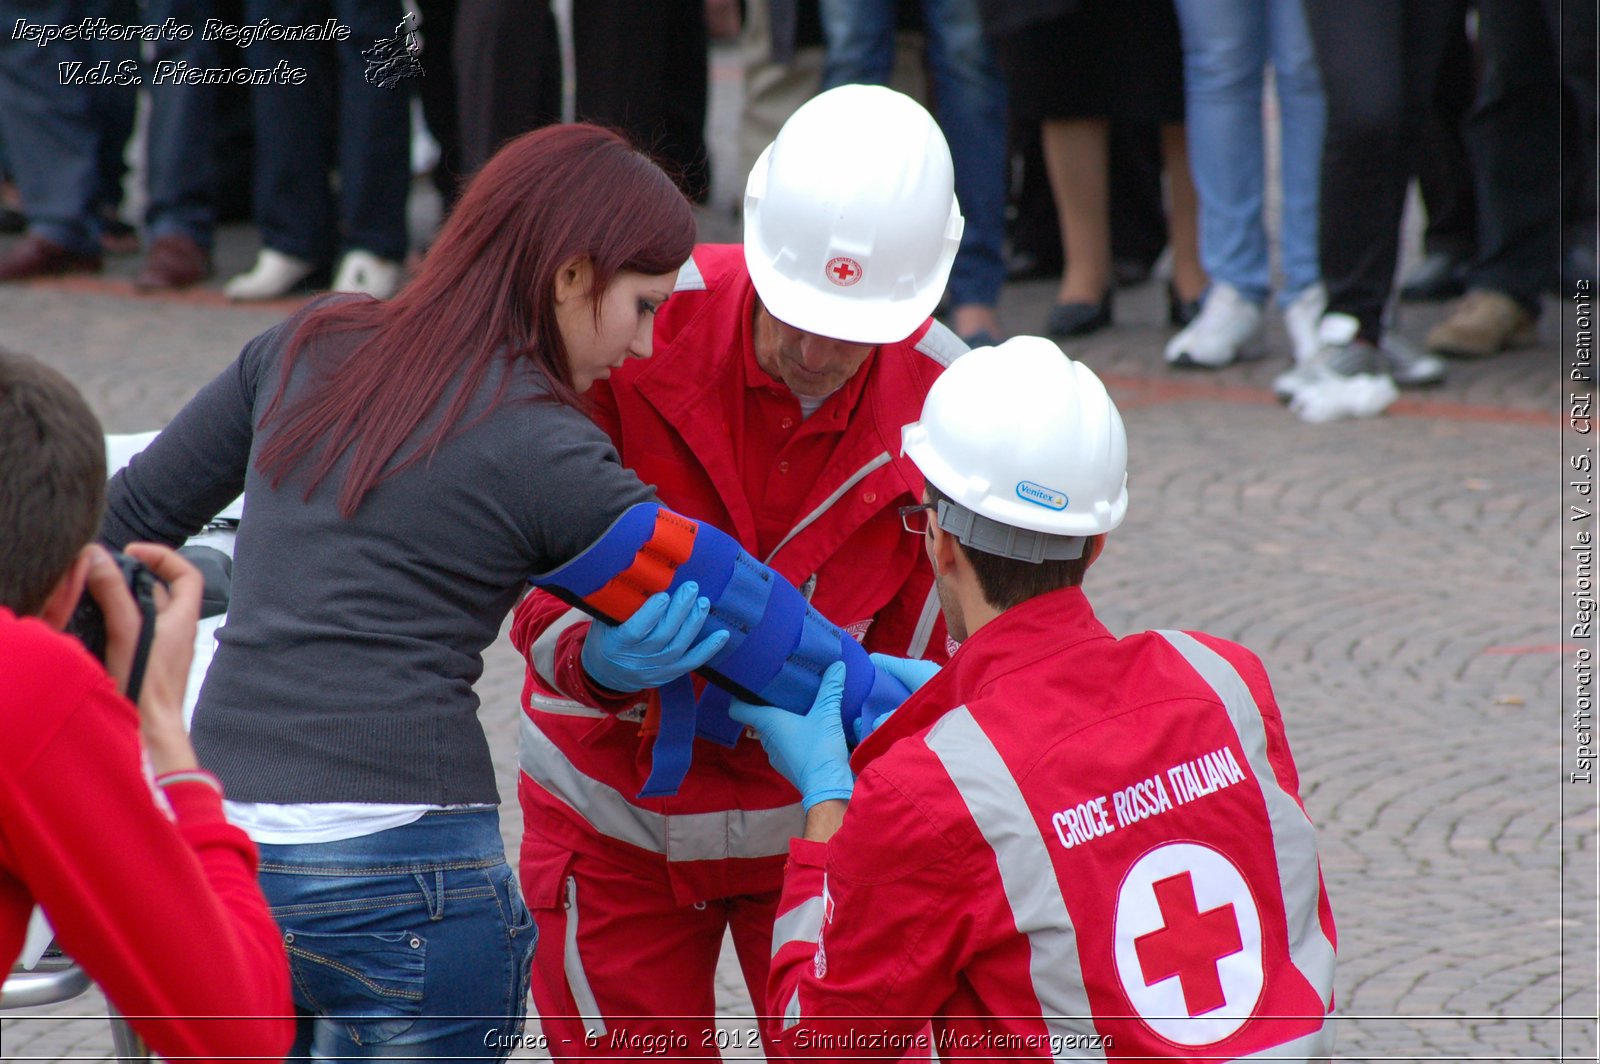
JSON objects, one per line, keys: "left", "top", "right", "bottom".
{"left": 529, "top": 503, "right": 912, "bottom": 797}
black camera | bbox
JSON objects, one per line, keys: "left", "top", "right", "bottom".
{"left": 66, "top": 551, "right": 160, "bottom": 701}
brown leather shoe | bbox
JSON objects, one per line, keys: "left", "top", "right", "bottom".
{"left": 134, "top": 233, "right": 213, "bottom": 290}
{"left": 1425, "top": 288, "right": 1538, "bottom": 358}
{"left": 0, "top": 234, "right": 102, "bottom": 282}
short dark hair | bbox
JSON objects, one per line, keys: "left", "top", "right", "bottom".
{"left": 0, "top": 349, "right": 106, "bottom": 615}
{"left": 925, "top": 482, "right": 1093, "bottom": 611}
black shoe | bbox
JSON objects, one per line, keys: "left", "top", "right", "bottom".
{"left": 1399, "top": 251, "right": 1467, "bottom": 302}
{"left": 1168, "top": 283, "right": 1202, "bottom": 328}
{"left": 1046, "top": 290, "right": 1113, "bottom": 338}
{"left": 0, "top": 205, "right": 22, "bottom": 234}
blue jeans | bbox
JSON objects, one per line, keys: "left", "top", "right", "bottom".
{"left": 257, "top": 809, "right": 537, "bottom": 1061}
{"left": 1173, "top": 0, "right": 1324, "bottom": 305}
{"left": 242, "top": 0, "right": 411, "bottom": 263}
{"left": 820, "top": 0, "right": 1008, "bottom": 310}
{"left": 141, "top": 0, "right": 217, "bottom": 247}
{"left": 90, "top": 0, "right": 137, "bottom": 216}
{"left": 0, "top": 0, "right": 107, "bottom": 253}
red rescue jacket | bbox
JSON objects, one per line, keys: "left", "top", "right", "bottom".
{"left": 767, "top": 587, "right": 1338, "bottom": 1060}
{"left": 513, "top": 244, "right": 963, "bottom": 905}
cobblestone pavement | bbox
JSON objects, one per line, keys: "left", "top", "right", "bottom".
{"left": 2, "top": 57, "right": 1595, "bottom": 1064}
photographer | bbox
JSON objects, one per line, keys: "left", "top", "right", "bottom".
{"left": 0, "top": 350, "right": 292, "bottom": 1061}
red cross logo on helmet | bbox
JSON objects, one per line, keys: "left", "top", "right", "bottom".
{"left": 825, "top": 256, "right": 863, "bottom": 287}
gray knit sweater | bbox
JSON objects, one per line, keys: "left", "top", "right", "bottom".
{"left": 102, "top": 311, "right": 654, "bottom": 804}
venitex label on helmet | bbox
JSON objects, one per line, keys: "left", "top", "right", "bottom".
{"left": 1016, "top": 480, "right": 1068, "bottom": 510}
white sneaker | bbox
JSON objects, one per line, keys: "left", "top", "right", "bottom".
{"left": 1377, "top": 332, "right": 1447, "bottom": 388}
{"left": 1272, "top": 313, "right": 1379, "bottom": 400}
{"left": 1164, "top": 282, "right": 1264, "bottom": 368}
{"left": 224, "top": 248, "right": 315, "bottom": 301}
{"left": 1282, "top": 282, "right": 1326, "bottom": 364}
{"left": 332, "top": 250, "right": 401, "bottom": 299}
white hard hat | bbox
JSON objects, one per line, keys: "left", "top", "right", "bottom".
{"left": 902, "top": 337, "right": 1128, "bottom": 559}
{"left": 744, "top": 84, "right": 964, "bottom": 345}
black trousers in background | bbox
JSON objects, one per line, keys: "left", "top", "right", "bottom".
{"left": 1416, "top": 0, "right": 1476, "bottom": 261}
{"left": 1301, "top": 0, "right": 1459, "bottom": 341}
{"left": 1461, "top": 0, "right": 1564, "bottom": 311}
{"left": 452, "top": 0, "right": 561, "bottom": 179}
{"left": 1548, "top": 0, "right": 1596, "bottom": 278}
{"left": 411, "top": 0, "right": 462, "bottom": 212}
{"left": 572, "top": 0, "right": 711, "bottom": 203}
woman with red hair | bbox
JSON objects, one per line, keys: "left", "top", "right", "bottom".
{"left": 99, "top": 124, "right": 698, "bottom": 1060}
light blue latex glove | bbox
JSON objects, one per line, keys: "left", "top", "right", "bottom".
{"left": 728, "top": 661, "right": 854, "bottom": 811}
{"left": 580, "top": 581, "right": 730, "bottom": 693}
{"left": 852, "top": 653, "right": 943, "bottom": 743}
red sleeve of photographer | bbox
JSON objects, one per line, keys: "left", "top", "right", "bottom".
{"left": 0, "top": 610, "right": 294, "bottom": 1062}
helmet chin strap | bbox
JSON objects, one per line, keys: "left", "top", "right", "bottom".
{"left": 934, "top": 498, "right": 1087, "bottom": 563}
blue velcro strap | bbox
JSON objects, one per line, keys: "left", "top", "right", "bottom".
{"left": 700, "top": 550, "right": 774, "bottom": 678}
{"left": 639, "top": 675, "right": 698, "bottom": 798}
{"left": 694, "top": 684, "right": 745, "bottom": 748}
{"left": 531, "top": 503, "right": 914, "bottom": 796}
{"left": 702, "top": 554, "right": 806, "bottom": 708}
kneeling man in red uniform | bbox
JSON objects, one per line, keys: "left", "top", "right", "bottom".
{"left": 732, "top": 337, "right": 1338, "bottom": 1061}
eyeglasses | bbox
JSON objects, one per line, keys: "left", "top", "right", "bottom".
{"left": 899, "top": 502, "right": 936, "bottom": 536}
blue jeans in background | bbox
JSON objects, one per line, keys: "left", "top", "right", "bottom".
{"left": 141, "top": 0, "right": 218, "bottom": 248}
{"left": 1174, "top": 0, "right": 1324, "bottom": 305}
{"left": 820, "top": 0, "right": 1008, "bottom": 311}
{"left": 258, "top": 809, "right": 537, "bottom": 1061}
{"left": 0, "top": 0, "right": 108, "bottom": 254}
{"left": 241, "top": 0, "right": 411, "bottom": 264}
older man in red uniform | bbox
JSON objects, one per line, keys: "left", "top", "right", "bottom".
{"left": 732, "top": 339, "right": 1338, "bottom": 1060}
{"left": 510, "top": 85, "right": 967, "bottom": 1057}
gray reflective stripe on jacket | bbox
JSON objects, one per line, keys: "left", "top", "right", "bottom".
{"left": 1154, "top": 630, "right": 1338, "bottom": 1010}
{"left": 770, "top": 895, "right": 826, "bottom": 959}
{"left": 529, "top": 607, "right": 605, "bottom": 715}
{"left": 925, "top": 706, "right": 1107, "bottom": 1060}
{"left": 914, "top": 318, "right": 967, "bottom": 367}
{"left": 562, "top": 875, "right": 607, "bottom": 1036}
{"left": 675, "top": 256, "right": 707, "bottom": 293}
{"left": 906, "top": 584, "right": 941, "bottom": 658}
{"left": 519, "top": 715, "right": 802, "bottom": 861}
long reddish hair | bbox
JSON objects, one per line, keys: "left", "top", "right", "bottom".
{"left": 255, "top": 124, "right": 695, "bottom": 516}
